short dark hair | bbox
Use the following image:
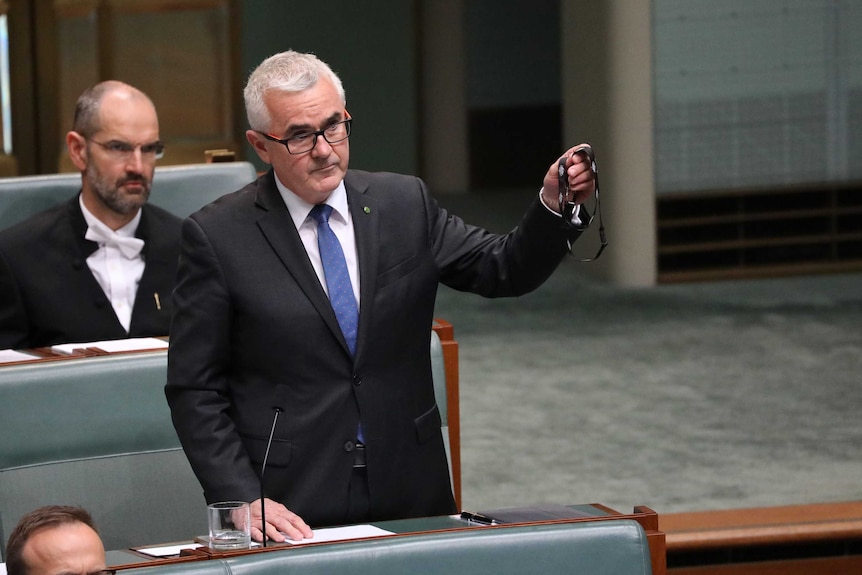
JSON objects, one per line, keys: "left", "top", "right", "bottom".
{"left": 5, "top": 505, "right": 99, "bottom": 575}
{"left": 71, "top": 80, "right": 153, "bottom": 138}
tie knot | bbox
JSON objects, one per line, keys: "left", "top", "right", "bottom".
{"left": 310, "top": 204, "right": 333, "bottom": 225}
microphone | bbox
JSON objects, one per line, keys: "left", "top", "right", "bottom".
{"left": 260, "top": 391, "right": 286, "bottom": 547}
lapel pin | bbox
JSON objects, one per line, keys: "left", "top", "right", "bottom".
{"left": 363, "top": 206, "right": 371, "bottom": 214}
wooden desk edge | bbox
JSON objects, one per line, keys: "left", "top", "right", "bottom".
{"left": 661, "top": 501, "right": 862, "bottom": 551}
{"left": 114, "top": 506, "right": 666, "bottom": 575}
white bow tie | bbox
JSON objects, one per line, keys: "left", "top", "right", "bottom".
{"left": 85, "top": 226, "right": 145, "bottom": 259}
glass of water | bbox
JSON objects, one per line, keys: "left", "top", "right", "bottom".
{"left": 207, "top": 501, "right": 251, "bottom": 550}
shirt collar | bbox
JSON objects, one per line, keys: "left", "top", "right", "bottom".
{"left": 273, "top": 174, "right": 349, "bottom": 230}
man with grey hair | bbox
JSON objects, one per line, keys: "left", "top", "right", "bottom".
{"left": 167, "top": 50, "right": 596, "bottom": 542}
{"left": 0, "top": 81, "right": 182, "bottom": 349}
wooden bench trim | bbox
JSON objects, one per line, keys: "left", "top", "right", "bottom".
{"left": 662, "top": 501, "right": 862, "bottom": 551}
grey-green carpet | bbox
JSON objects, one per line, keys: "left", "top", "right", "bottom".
{"left": 432, "top": 190, "right": 862, "bottom": 516}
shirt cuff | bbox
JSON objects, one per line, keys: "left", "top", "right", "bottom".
{"left": 538, "top": 188, "right": 583, "bottom": 227}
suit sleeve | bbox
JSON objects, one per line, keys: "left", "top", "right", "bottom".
{"left": 425, "top": 184, "right": 582, "bottom": 297}
{"left": 165, "top": 216, "right": 261, "bottom": 503}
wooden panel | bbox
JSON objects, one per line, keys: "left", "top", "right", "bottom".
{"left": 656, "top": 184, "right": 862, "bottom": 282}
{"left": 662, "top": 501, "right": 862, "bottom": 550}
{"left": 669, "top": 555, "right": 862, "bottom": 575}
{"left": 663, "top": 502, "right": 862, "bottom": 575}
{"left": 49, "top": 0, "right": 241, "bottom": 171}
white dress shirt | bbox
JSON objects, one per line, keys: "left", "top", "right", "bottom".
{"left": 274, "top": 177, "right": 361, "bottom": 305}
{"left": 80, "top": 196, "right": 145, "bottom": 332}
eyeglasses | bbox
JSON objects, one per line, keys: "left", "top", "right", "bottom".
{"left": 86, "top": 138, "right": 166, "bottom": 160}
{"left": 258, "top": 118, "right": 352, "bottom": 155}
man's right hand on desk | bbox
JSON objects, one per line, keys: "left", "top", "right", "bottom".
{"left": 251, "top": 497, "right": 314, "bottom": 542}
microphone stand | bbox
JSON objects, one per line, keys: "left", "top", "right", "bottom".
{"left": 260, "top": 407, "right": 282, "bottom": 548}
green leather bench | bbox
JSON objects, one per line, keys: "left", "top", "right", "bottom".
{"left": 124, "top": 519, "right": 653, "bottom": 575}
{"left": 0, "top": 330, "right": 454, "bottom": 559}
{"left": 0, "top": 352, "right": 204, "bottom": 557}
{"left": 0, "top": 161, "right": 257, "bottom": 229}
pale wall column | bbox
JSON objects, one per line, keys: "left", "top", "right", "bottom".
{"left": 419, "top": 0, "right": 469, "bottom": 193}
{"left": 563, "top": 1, "right": 656, "bottom": 286}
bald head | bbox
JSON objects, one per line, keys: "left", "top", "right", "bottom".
{"left": 72, "top": 81, "right": 156, "bottom": 138}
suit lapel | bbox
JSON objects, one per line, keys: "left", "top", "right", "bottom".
{"left": 66, "top": 195, "right": 99, "bottom": 260}
{"left": 254, "top": 172, "right": 350, "bottom": 354}
{"left": 130, "top": 206, "right": 170, "bottom": 330}
{"left": 65, "top": 197, "right": 127, "bottom": 333}
{"left": 345, "top": 173, "right": 379, "bottom": 360}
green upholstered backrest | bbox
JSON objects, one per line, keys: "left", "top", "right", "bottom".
{"left": 430, "top": 330, "right": 447, "bottom": 427}
{"left": 0, "top": 353, "right": 206, "bottom": 559}
{"left": 0, "top": 330, "right": 453, "bottom": 559}
{"left": 0, "top": 173, "right": 79, "bottom": 231}
{"left": 0, "top": 354, "right": 177, "bottom": 469}
{"left": 0, "top": 161, "right": 257, "bottom": 230}
{"left": 148, "top": 162, "right": 256, "bottom": 219}
{"left": 124, "top": 520, "right": 652, "bottom": 575}
{"left": 429, "top": 330, "right": 454, "bottom": 489}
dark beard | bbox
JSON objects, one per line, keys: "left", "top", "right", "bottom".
{"left": 86, "top": 166, "right": 151, "bottom": 215}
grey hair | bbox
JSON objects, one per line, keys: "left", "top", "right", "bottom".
{"left": 244, "top": 51, "right": 346, "bottom": 132}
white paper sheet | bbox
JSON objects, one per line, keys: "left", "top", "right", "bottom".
{"left": 51, "top": 337, "right": 168, "bottom": 355}
{"left": 134, "top": 543, "right": 203, "bottom": 557}
{"left": 0, "top": 349, "right": 39, "bottom": 363}
{"left": 281, "top": 525, "right": 394, "bottom": 545}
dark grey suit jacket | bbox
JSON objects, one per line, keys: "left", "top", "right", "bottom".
{"left": 0, "top": 195, "right": 182, "bottom": 349}
{"left": 165, "top": 169, "right": 584, "bottom": 527}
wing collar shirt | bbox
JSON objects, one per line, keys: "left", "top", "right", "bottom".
{"left": 274, "top": 175, "right": 360, "bottom": 305}
{"left": 80, "top": 195, "right": 145, "bottom": 333}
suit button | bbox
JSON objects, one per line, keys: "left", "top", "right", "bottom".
{"left": 344, "top": 441, "right": 355, "bottom": 452}
{"left": 352, "top": 374, "right": 362, "bottom": 386}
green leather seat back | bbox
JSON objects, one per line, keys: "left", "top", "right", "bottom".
{"left": 0, "top": 329, "right": 453, "bottom": 559}
{"left": 0, "top": 353, "right": 206, "bottom": 559}
{"left": 124, "top": 520, "right": 652, "bottom": 575}
{"left": 0, "top": 173, "right": 79, "bottom": 231}
{"left": 148, "top": 162, "right": 256, "bottom": 219}
{"left": 430, "top": 330, "right": 447, "bottom": 427}
{"left": 0, "top": 161, "right": 257, "bottom": 230}
{"left": 429, "top": 330, "right": 454, "bottom": 488}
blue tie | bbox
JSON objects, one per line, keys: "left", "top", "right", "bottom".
{"left": 310, "top": 204, "right": 358, "bottom": 356}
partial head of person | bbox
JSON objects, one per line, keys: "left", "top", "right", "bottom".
{"left": 66, "top": 80, "right": 163, "bottom": 230}
{"left": 4, "top": 505, "right": 109, "bottom": 575}
{"left": 244, "top": 51, "right": 350, "bottom": 205}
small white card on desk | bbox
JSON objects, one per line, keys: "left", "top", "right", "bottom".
{"left": 282, "top": 525, "right": 394, "bottom": 545}
{"left": 51, "top": 337, "right": 168, "bottom": 355}
{"left": 135, "top": 543, "right": 203, "bottom": 557}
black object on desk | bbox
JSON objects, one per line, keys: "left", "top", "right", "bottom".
{"left": 463, "top": 503, "right": 599, "bottom": 525}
